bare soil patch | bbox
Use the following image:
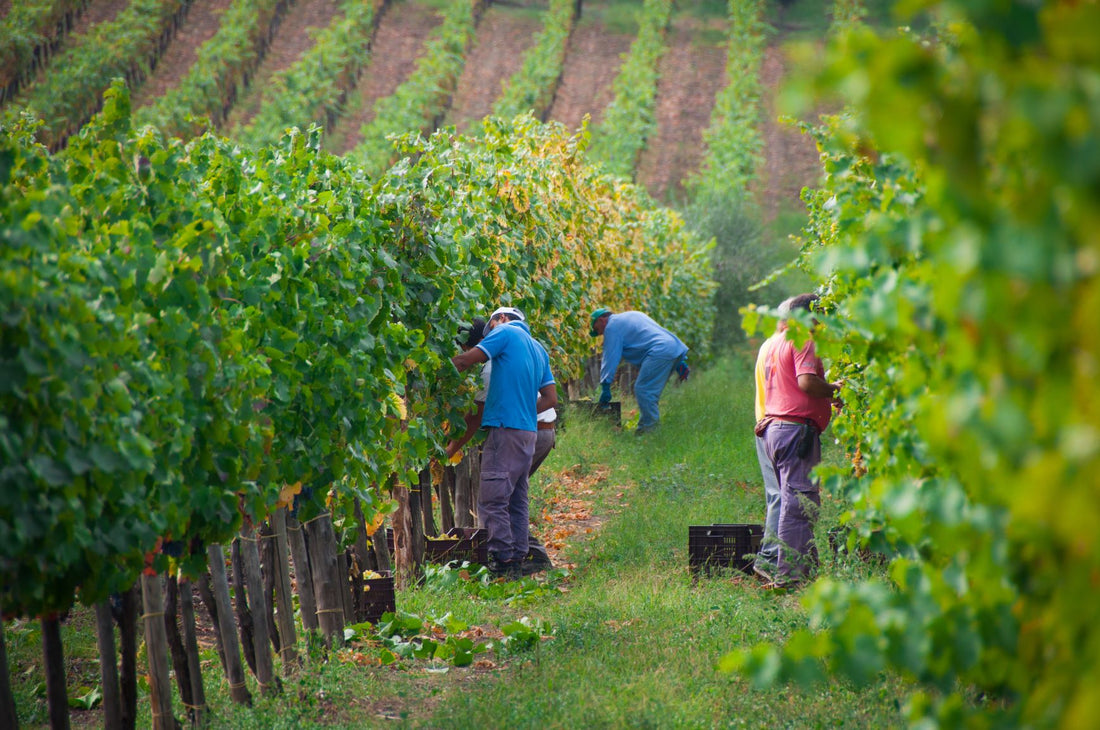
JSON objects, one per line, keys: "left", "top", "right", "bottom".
{"left": 325, "top": 0, "right": 442, "bottom": 156}
{"left": 130, "top": 0, "right": 235, "bottom": 111}
{"left": 223, "top": 0, "right": 343, "bottom": 131}
{"left": 635, "top": 14, "right": 728, "bottom": 205}
{"left": 443, "top": 4, "right": 541, "bottom": 134}
{"left": 757, "top": 43, "right": 821, "bottom": 222}
{"left": 545, "top": 19, "right": 632, "bottom": 133}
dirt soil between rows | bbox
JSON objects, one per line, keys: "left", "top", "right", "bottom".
{"left": 325, "top": 0, "right": 442, "bottom": 156}
{"left": 130, "top": 0, "right": 235, "bottom": 111}
{"left": 635, "top": 13, "right": 729, "bottom": 205}
{"left": 545, "top": 18, "right": 632, "bottom": 133}
{"left": 757, "top": 43, "right": 822, "bottom": 222}
{"left": 223, "top": 0, "right": 343, "bottom": 132}
{"left": 443, "top": 3, "right": 542, "bottom": 134}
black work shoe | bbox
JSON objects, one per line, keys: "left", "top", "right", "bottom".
{"left": 520, "top": 553, "right": 554, "bottom": 576}
{"left": 486, "top": 553, "right": 520, "bottom": 580}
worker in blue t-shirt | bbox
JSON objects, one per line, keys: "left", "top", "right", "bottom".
{"left": 452, "top": 307, "right": 557, "bottom": 579}
{"left": 589, "top": 308, "right": 689, "bottom": 434}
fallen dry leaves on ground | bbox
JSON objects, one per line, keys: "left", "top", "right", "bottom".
{"left": 534, "top": 464, "right": 616, "bottom": 568}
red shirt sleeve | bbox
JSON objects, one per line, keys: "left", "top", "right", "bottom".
{"left": 792, "top": 339, "right": 823, "bottom": 378}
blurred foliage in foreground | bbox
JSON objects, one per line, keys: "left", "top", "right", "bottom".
{"left": 733, "top": 1, "right": 1100, "bottom": 727}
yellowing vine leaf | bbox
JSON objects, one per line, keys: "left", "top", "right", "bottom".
{"left": 277, "top": 481, "right": 303, "bottom": 510}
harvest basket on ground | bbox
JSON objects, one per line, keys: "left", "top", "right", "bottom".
{"left": 688, "top": 523, "right": 763, "bottom": 576}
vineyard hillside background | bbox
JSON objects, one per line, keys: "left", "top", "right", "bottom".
{"left": 1, "top": 0, "right": 860, "bottom": 257}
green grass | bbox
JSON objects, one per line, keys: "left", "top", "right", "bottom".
{"left": 4, "top": 354, "right": 907, "bottom": 728}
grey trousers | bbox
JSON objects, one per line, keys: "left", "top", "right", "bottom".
{"left": 530, "top": 428, "right": 556, "bottom": 476}
{"left": 525, "top": 428, "right": 556, "bottom": 564}
{"left": 753, "top": 434, "right": 782, "bottom": 573}
{"left": 762, "top": 421, "right": 821, "bottom": 581}
{"left": 479, "top": 427, "right": 537, "bottom": 562}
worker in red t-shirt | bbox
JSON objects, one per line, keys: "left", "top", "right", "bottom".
{"left": 754, "top": 293, "right": 843, "bottom": 587}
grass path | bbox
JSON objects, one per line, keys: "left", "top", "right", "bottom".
{"left": 404, "top": 353, "right": 906, "bottom": 729}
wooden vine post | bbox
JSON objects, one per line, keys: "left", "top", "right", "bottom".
{"left": 303, "top": 511, "right": 345, "bottom": 647}
{"left": 205, "top": 544, "right": 252, "bottom": 706}
{"left": 239, "top": 522, "right": 278, "bottom": 695}
{"left": 391, "top": 480, "right": 425, "bottom": 589}
{"left": 372, "top": 524, "right": 393, "bottom": 572}
{"left": 421, "top": 467, "right": 438, "bottom": 538}
{"left": 352, "top": 498, "right": 378, "bottom": 573}
{"left": 284, "top": 514, "right": 319, "bottom": 633}
{"left": 229, "top": 541, "right": 256, "bottom": 675}
{"left": 41, "top": 614, "right": 69, "bottom": 730}
{"left": 412, "top": 469, "right": 429, "bottom": 559}
{"left": 334, "top": 550, "right": 355, "bottom": 624}
{"left": 177, "top": 578, "right": 206, "bottom": 727}
{"left": 162, "top": 577, "right": 195, "bottom": 722}
{"left": 454, "top": 449, "right": 481, "bottom": 528}
{"left": 118, "top": 584, "right": 139, "bottom": 730}
{"left": 140, "top": 572, "right": 178, "bottom": 729}
{"left": 440, "top": 465, "right": 456, "bottom": 533}
{"left": 94, "top": 600, "right": 123, "bottom": 730}
{"left": 1, "top": 619, "right": 18, "bottom": 730}
{"left": 259, "top": 523, "right": 279, "bottom": 654}
{"left": 270, "top": 509, "right": 299, "bottom": 669}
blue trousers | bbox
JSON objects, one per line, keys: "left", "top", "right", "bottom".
{"left": 479, "top": 427, "right": 536, "bottom": 562}
{"left": 634, "top": 354, "right": 679, "bottom": 432}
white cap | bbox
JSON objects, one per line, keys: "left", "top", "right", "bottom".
{"left": 488, "top": 306, "right": 525, "bottom": 321}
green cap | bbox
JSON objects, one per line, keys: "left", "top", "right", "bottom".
{"left": 589, "top": 308, "right": 611, "bottom": 336}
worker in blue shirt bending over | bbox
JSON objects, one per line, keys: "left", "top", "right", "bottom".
{"left": 589, "top": 308, "right": 690, "bottom": 435}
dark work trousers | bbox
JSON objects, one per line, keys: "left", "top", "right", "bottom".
{"left": 526, "top": 427, "right": 556, "bottom": 562}
{"left": 763, "top": 421, "right": 822, "bottom": 582}
{"left": 530, "top": 427, "right": 556, "bottom": 475}
{"left": 479, "top": 427, "right": 537, "bottom": 562}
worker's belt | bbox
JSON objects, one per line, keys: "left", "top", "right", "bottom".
{"left": 768, "top": 415, "right": 812, "bottom": 426}
{"left": 537, "top": 421, "right": 556, "bottom": 431}
{"left": 754, "top": 415, "right": 815, "bottom": 437}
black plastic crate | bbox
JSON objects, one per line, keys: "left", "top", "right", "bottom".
{"left": 688, "top": 524, "right": 763, "bottom": 576}
{"left": 384, "top": 526, "right": 487, "bottom": 565}
{"left": 425, "top": 527, "right": 488, "bottom": 565}
{"left": 354, "top": 570, "right": 396, "bottom": 624}
{"left": 567, "top": 399, "right": 621, "bottom": 425}
{"left": 590, "top": 401, "right": 621, "bottom": 425}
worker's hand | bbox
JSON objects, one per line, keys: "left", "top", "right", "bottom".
{"left": 830, "top": 380, "right": 845, "bottom": 410}
{"left": 674, "top": 359, "right": 690, "bottom": 382}
{"left": 598, "top": 382, "right": 612, "bottom": 405}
